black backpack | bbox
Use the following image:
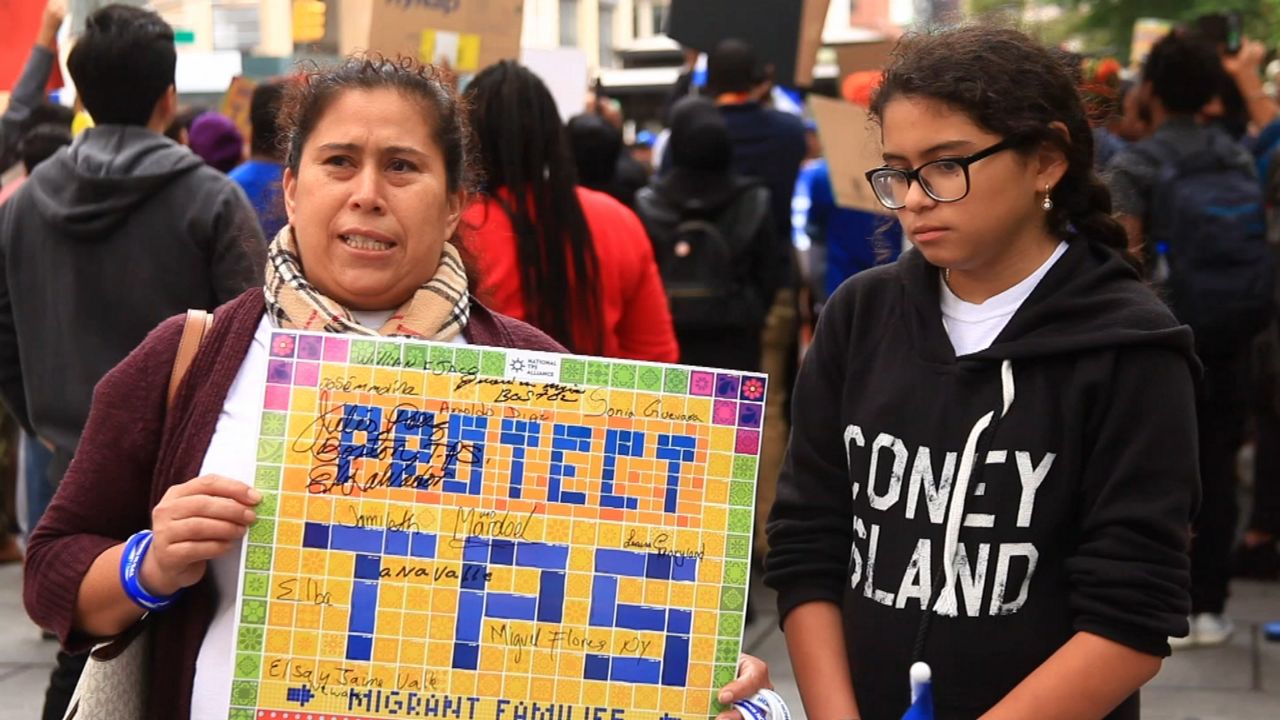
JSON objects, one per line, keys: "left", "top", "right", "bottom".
{"left": 1145, "top": 134, "right": 1275, "bottom": 346}
{"left": 638, "top": 181, "right": 770, "bottom": 331}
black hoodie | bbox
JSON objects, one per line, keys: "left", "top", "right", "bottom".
{"left": 0, "top": 125, "right": 265, "bottom": 470}
{"left": 765, "top": 238, "right": 1199, "bottom": 720}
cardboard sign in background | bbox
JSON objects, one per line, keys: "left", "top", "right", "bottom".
{"left": 219, "top": 76, "right": 258, "bottom": 148}
{"left": 834, "top": 39, "right": 895, "bottom": 79}
{"left": 667, "top": 0, "right": 832, "bottom": 88}
{"left": 809, "top": 95, "right": 892, "bottom": 215}
{"left": 341, "top": 0, "right": 524, "bottom": 73}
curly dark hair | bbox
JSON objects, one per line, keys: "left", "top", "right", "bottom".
{"left": 279, "top": 54, "right": 475, "bottom": 195}
{"left": 869, "top": 25, "right": 1130, "bottom": 262}
{"left": 1144, "top": 31, "right": 1221, "bottom": 115}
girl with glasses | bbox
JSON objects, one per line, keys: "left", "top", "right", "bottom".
{"left": 765, "top": 25, "right": 1199, "bottom": 720}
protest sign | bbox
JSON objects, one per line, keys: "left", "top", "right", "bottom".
{"left": 340, "top": 0, "right": 523, "bottom": 73}
{"left": 834, "top": 39, "right": 895, "bottom": 78}
{"left": 219, "top": 76, "right": 258, "bottom": 146}
{"left": 809, "top": 95, "right": 891, "bottom": 215}
{"left": 667, "top": 0, "right": 832, "bottom": 88}
{"left": 228, "top": 333, "right": 766, "bottom": 720}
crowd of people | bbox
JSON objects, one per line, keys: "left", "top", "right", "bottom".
{"left": 0, "top": 1, "right": 1278, "bottom": 719}
{"left": 1098, "top": 23, "right": 1280, "bottom": 648}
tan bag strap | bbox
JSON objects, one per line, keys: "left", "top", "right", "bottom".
{"left": 166, "top": 310, "right": 212, "bottom": 410}
{"left": 62, "top": 313, "right": 211, "bottom": 720}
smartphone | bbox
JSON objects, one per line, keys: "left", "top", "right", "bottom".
{"left": 1226, "top": 11, "right": 1243, "bottom": 55}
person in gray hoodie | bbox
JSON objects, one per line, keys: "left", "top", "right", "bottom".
{"left": 0, "top": 5, "right": 265, "bottom": 717}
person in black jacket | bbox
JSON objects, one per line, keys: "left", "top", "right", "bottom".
{"left": 566, "top": 112, "right": 647, "bottom": 210}
{"left": 0, "top": 7, "right": 264, "bottom": 718}
{"left": 764, "top": 25, "right": 1199, "bottom": 720}
{"left": 635, "top": 97, "right": 778, "bottom": 372}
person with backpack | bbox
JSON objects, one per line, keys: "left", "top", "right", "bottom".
{"left": 1244, "top": 79, "right": 1280, "bottom": 581}
{"left": 1109, "top": 30, "right": 1273, "bottom": 648}
{"left": 635, "top": 97, "right": 780, "bottom": 371}
{"left": 766, "top": 24, "right": 1199, "bottom": 719}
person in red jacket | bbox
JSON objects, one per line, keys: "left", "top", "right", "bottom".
{"left": 462, "top": 61, "right": 679, "bottom": 363}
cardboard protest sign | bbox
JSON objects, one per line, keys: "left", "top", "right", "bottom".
{"left": 794, "top": 0, "right": 831, "bottom": 87}
{"left": 834, "top": 39, "right": 895, "bottom": 78}
{"left": 809, "top": 95, "right": 891, "bottom": 215}
{"left": 227, "top": 333, "right": 767, "bottom": 720}
{"left": 667, "top": 0, "right": 833, "bottom": 88}
{"left": 219, "top": 76, "right": 258, "bottom": 147}
{"left": 340, "top": 0, "right": 524, "bottom": 74}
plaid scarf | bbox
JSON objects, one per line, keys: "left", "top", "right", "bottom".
{"left": 263, "top": 225, "right": 470, "bottom": 340}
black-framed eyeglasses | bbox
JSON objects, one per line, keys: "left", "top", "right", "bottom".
{"left": 864, "top": 137, "right": 1021, "bottom": 210}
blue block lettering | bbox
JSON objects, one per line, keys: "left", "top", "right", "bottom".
{"left": 537, "top": 571, "right": 565, "bottom": 623}
{"left": 349, "top": 581, "right": 379, "bottom": 634}
{"left": 389, "top": 408, "right": 435, "bottom": 487}
{"left": 602, "top": 429, "right": 644, "bottom": 510}
{"left": 443, "top": 415, "right": 488, "bottom": 495}
{"left": 354, "top": 554, "right": 381, "bottom": 580}
{"left": 584, "top": 654, "right": 611, "bottom": 681}
{"left": 656, "top": 434, "right": 697, "bottom": 513}
{"left": 302, "top": 522, "right": 329, "bottom": 549}
{"left": 661, "top": 635, "right": 690, "bottom": 686}
{"left": 486, "top": 593, "right": 537, "bottom": 621}
{"left": 616, "top": 604, "right": 666, "bottom": 632}
{"left": 548, "top": 424, "right": 590, "bottom": 505}
{"left": 449, "top": 540, "right": 571, "bottom": 670}
{"left": 337, "top": 404, "right": 383, "bottom": 484}
{"left": 497, "top": 420, "right": 540, "bottom": 499}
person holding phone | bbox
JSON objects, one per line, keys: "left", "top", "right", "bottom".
{"left": 1196, "top": 12, "right": 1274, "bottom": 138}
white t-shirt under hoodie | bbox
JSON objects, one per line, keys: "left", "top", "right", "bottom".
{"left": 939, "top": 241, "right": 1069, "bottom": 357}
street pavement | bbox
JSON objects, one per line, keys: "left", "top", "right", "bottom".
{"left": 0, "top": 562, "right": 1276, "bottom": 718}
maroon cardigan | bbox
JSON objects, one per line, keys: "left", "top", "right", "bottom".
{"left": 24, "top": 289, "right": 565, "bottom": 719}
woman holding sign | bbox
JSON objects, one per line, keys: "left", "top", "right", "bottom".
{"left": 766, "top": 25, "right": 1198, "bottom": 720}
{"left": 25, "top": 55, "right": 770, "bottom": 719}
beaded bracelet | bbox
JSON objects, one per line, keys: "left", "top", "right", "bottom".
{"left": 119, "top": 530, "right": 181, "bottom": 611}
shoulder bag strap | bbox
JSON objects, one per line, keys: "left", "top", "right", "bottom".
{"left": 166, "top": 309, "right": 212, "bottom": 410}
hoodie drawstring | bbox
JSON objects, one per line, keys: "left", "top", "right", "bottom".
{"left": 912, "top": 360, "right": 1016, "bottom": 657}
{"left": 1000, "top": 359, "right": 1015, "bottom": 417}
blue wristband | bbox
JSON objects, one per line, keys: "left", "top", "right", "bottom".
{"left": 120, "top": 530, "right": 181, "bottom": 611}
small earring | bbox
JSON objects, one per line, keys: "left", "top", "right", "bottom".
{"left": 1042, "top": 184, "right": 1054, "bottom": 211}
